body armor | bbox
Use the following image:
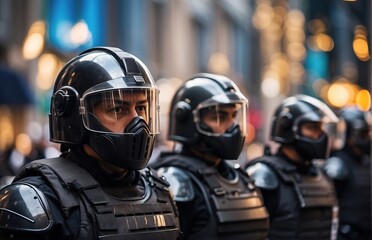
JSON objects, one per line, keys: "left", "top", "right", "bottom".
{"left": 154, "top": 154, "right": 269, "bottom": 240}
{"left": 0, "top": 182, "right": 53, "bottom": 233}
{"left": 247, "top": 155, "right": 337, "bottom": 240}
{"left": 327, "top": 150, "right": 371, "bottom": 239}
{"left": 12, "top": 158, "right": 180, "bottom": 240}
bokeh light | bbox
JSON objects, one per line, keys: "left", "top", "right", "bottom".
{"left": 355, "top": 89, "right": 371, "bottom": 111}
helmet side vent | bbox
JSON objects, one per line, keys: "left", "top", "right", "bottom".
{"left": 124, "top": 57, "right": 140, "bottom": 75}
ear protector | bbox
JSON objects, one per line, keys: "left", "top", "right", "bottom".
{"left": 278, "top": 111, "right": 293, "bottom": 130}
{"left": 174, "top": 101, "right": 192, "bottom": 121}
{"left": 53, "top": 86, "right": 79, "bottom": 117}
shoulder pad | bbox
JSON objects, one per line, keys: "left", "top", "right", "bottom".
{"left": 157, "top": 166, "right": 195, "bottom": 202}
{"left": 324, "top": 157, "right": 349, "bottom": 180}
{"left": 0, "top": 183, "right": 53, "bottom": 233}
{"left": 246, "top": 162, "right": 279, "bottom": 190}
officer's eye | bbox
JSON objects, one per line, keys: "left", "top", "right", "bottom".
{"left": 232, "top": 111, "right": 238, "bottom": 119}
{"left": 112, "top": 106, "right": 123, "bottom": 113}
{"left": 136, "top": 105, "right": 147, "bottom": 113}
{"left": 105, "top": 103, "right": 131, "bottom": 118}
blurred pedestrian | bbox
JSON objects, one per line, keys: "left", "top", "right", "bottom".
{"left": 0, "top": 47, "right": 180, "bottom": 239}
{"left": 324, "top": 106, "right": 371, "bottom": 239}
{"left": 0, "top": 133, "right": 45, "bottom": 188}
{"left": 246, "top": 94, "right": 342, "bottom": 240}
{"left": 151, "top": 73, "right": 269, "bottom": 240}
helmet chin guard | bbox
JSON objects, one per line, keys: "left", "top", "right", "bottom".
{"left": 293, "top": 134, "right": 329, "bottom": 161}
{"left": 88, "top": 117, "right": 155, "bottom": 170}
{"left": 202, "top": 124, "right": 245, "bottom": 159}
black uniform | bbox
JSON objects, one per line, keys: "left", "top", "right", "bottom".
{"left": 324, "top": 106, "right": 372, "bottom": 240}
{"left": 246, "top": 151, "right": 337, "bottom": 240}
{"left": 0, "top": 47, "right": 180, "bottom": 239}
{"left": 156, "top": 73, "right": 270, "bottom": 239}
{"left": 324, "top": 148, "right": 371, "bottom": 239}
{"left": 0, "top": 147, "right": 180, "bottom": 239}
{"left": 152, "top": 151, "right": 269, "bottom": 240}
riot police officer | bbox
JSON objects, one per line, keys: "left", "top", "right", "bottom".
{"left": 246, "top": 94, "right": 342, "bottom": 240}
{"left": 151, "top": 73, "right": 269, "bottom": 240}
{"left": 324, "top": 106, "right": 371, "bottom": 239}
{"left": 0, "top": 47, "right": 180, "bottom": 239}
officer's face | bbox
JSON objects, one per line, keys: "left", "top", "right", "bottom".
{"left": 201, "top": 104, "right": 241, "bottom": 134}
{"left": 94, "top": 92, "right": 149, "bottom": 133}
{"left": 299, "top": 121, "right": 324, "bottom": 140}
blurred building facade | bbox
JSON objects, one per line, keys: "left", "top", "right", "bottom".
{"left": 0, "top": 0, "right": 370, "bottom": 160}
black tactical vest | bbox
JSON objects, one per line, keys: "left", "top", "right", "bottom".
{"left": 333, "top": 151, "right": 371, "bottom": 238}
{"left": 14, "top": 158, "right": 180, "bottom": 240}
{"left": 154, "top": 154, "right": 269, "bottom": 240}
{"left": 248, "top": 156, "right": 337, "bottom": 240}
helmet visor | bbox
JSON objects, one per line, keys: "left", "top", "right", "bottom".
{"left": 193, "top": 92, "right": 248, "bottom": 137}
{"left": 294, "top": 110, "right": 346, "bottom": 150}
{"left": 81, "top": 88, "right": 159, "bottom": 134}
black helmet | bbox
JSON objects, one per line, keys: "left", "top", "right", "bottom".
{"left": 49, "top": 47, "right": 160, "bottom": 170}
{"left": 271, "top": 94, "right": 342, "bottom": 160}
{"left": 338, "top": 106, "right": 372, "bottom": 154}
{"left": 168, "top": 73, "right": 248, "bottom": 159}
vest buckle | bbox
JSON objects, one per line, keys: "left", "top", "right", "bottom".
{"left": 214, "top": 187, "right": 226, "bottom": 196}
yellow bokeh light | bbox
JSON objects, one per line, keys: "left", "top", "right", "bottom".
{"left": 70, "top": 20, "right": 91, "bottom": 45}
{"left": 23, "top": 33, "right": 44, "bottom": 60}
{"left": 0, "top": 107, "right": 14, "bottom": 151}
{"left": 252, "top": 2, "right": 274, "bottom": 30}
{"left": 327, "top": 83, "right": 350, "bottom": 107}
{"left": 353, "top": 38, "right": 370, "bottom": 61}
{"left": 37, "top": 53, "right": 60, "bottom": 91}
{"left": 287, "top": 42, "right": 306, "bottom": 61}
{"left": 355, "top": 89, "right": 371, "bottom": 111}
{"left": 22, "top": 21, "right": 45, "bottom": 60}
{"left": 286, "top": 9, "right": 305, "bottom": 28}
{"left": 315, "top": 33, "right": 334, "bottom": 52}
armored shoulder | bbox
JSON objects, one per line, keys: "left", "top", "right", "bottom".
{"left": 324, "top": 156, "right": 349, "bottom": 180}
{"left": 246, "top": 162, "right": 279, "bottom": 190}
{"left": 157, "top": 166, "right": 195, "bottom": 202}
{"left": 0, "top": 183, "right": 53, "bottom": 233}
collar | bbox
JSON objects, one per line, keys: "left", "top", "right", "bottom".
{"left": 65, "top": 146, "right": 140, "bottom": 187}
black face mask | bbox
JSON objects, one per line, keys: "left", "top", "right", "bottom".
{"left": 293, "top": 134, "right": 329, "bottom": 161}
{"left": 88, "top": 116, "right": 155, "bottom": 170}
{"left": 199, "top": 123, "right": 245, "bottom": 160}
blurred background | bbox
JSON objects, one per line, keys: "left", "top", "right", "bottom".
{"left": 0, "top": 0, "right": 370, "bottom": 168}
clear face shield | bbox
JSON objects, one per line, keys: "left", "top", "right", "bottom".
{"left": 292, "top": 112, "right": 343, "bottom": 160}
{"left": 295, "top": 115, "right": 344, "bottom": 146}
{"left": 193, "top": 92, "right": 248, "bottom": 137}
{"left": 80, "top": 78, "right": 160, "bottom": 135}
{"left": 294, "top": 94, "right": 346, "bottom": 150}
{"left": 323, "top": 117, "right": 346, "bottom": 150}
